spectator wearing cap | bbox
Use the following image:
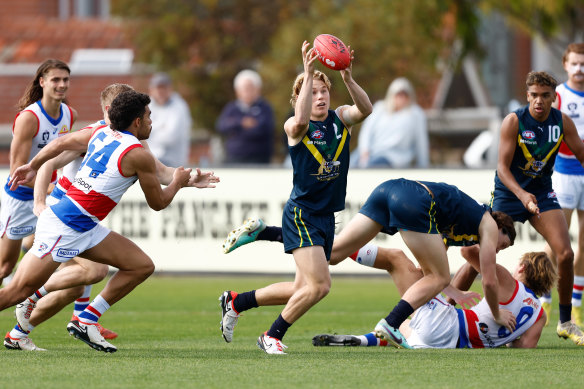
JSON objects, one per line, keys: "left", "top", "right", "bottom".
{"left": 147, "top": 72, "right": 192, "bottom": 167}
{"left": 216, "top": 69, "right": 275, "bottom": 164}
{"left": 354, "top": 77, "right": 429, "bottom": 168}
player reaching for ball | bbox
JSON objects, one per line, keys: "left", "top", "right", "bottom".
{"left": 219, "top": 39, "right": 372, "bottom": 354}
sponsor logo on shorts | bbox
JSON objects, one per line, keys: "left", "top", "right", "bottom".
{"left": 10, "top": 226, "right": 33, "bottom": 235}
{"left": 548, "top": 191, "right": 557, "bottom": 199}
{"left": 56, "top": 248, "right": 79, "bottom": 258}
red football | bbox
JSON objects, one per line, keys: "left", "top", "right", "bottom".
{"left": 313, "top": 34, "right": 351, "bottom": 71}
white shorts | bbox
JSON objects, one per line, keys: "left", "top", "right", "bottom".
{"left": 0, "top": 189, "right": 37, "bottom": 240}
{"left": 30, "top": 208, "right": 110, "bottom": 263}
{"left": 552, "top": 172, "right": 584, "bottom": 210}
{"left": 407, "top": 295, "right": 459, "bottom": 349}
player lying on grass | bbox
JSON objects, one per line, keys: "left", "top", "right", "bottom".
{"left": 312, "top": 250, "right": 557, "bottom": 348}
{"left": 220, "top": 178, "right": 516, "bottom": 349}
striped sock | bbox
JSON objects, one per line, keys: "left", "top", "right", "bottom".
{"left": 78, "top": 294, "right": 110, "bottom": 325}
{"left": 73, "top": 285, "right": 93, "bottom": 317}
{"left": 357, "top": 332, "right": 388, "bottom": 347}
{"left": 572, "top": 276, "right": 584, "bottom": 307}
{"left": 29, "top": 286, "right": 49, "bottom": 303}
{"left": 9, "top": 323, "right": 29, "bottom": 338}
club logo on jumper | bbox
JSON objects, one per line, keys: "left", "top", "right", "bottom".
{"left": 567, "top": 102, "right": 580, "bottom": 119}
{"left": 311, "top": 130, "right": 324, "bottom": 140}
{"left": 10, "top": 226, "right": 33, "bottom": 235}
{"left": 312, "top": 159, "right": 341, "bottom": 181}
{"left": 75, "top": 177, "right": 93, "bottom": 191}
{"left": 58, "top": 125, "right": 71, "bottom": 136}
{"left": 56, "top": 248, "right": 79, "bottom": 258}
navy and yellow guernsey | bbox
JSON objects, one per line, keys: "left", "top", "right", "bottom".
{"left": 288, "top": 109, "right": 350, "bottom": 214}
{"left": 494, "top": 105, "right": 563, "bottom": 192}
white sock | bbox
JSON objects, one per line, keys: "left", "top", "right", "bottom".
{"left": 350, "top": 243, "right": 378, "bottom": 267}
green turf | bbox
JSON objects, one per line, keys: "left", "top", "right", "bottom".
{"left": 1, "top": 275, "right": 583, "bottom": 389}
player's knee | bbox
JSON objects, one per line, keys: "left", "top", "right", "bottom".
{"left": 85, "top": 264, "right": 109, "bottom": 284}
{"left": 556, "top": 247, "right": 575, "bottom": 266}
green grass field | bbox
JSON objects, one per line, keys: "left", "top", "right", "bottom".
{"left": 1, "top": 274, "right": 583, "bottom": 389}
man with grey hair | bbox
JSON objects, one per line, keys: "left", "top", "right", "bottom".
{"left": 216, "top": 69, "right": 275, "bottom": 164}
{"left": 148, "top": 72, "right": 192, "bottom": 167}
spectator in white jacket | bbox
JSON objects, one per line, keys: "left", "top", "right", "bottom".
{"left": 147, "top": 72, "right": 192, "bottom": 167}
{"left": 355, "top": 77, "right": 429, "bottom": 168}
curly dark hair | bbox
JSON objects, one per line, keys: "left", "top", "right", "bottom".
{"left": 491, "top": 211, "right": 516, "bottom": 246}
{"left": 526, "top": 71, "right": 558, "bottom": 91}
{"left": 108, "top": 90, "right": 151, "bottom": 131}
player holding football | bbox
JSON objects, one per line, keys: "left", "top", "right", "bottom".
{"left": 455, "top": 71, "right": 584, "bottom": 346}
{"left": 313, "top": 250, "right": 557, "bottom": 349}
{"left": 220, "top": 39, "right": 372, "bottom": 354}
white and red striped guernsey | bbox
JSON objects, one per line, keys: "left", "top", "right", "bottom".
{"left": 50, "top": 120, "right": 105, "bottom": 202}
{"left": 50, "top": 125, "right": 143, "bottom": 232}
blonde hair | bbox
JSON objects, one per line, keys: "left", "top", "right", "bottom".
{"left": 518, "top": 252, "right": 558, "bottom": 297}
{"left": 289, "top": 70, "right": 331, "bottom": 107}
{"left": 100, "top": 83, "right": 134, "bottom": 111}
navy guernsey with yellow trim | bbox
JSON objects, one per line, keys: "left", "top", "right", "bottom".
{"left": 288, "top": 109, "right": 350, "bottom": 214}
{"left": 494, "top": 105, "right": 563, "bottom": 192}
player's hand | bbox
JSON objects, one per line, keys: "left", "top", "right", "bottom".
{"left": 173, "top": 166, "right": 193, "bottom": 188}
{"left": 8, "top": 164, "right": 37, "bottom": 190}
{"left": 340, "top": 46, "right": 354, "bottom": 80}
{"left": 519, "top": 192, "right": 539, "bottom": 215}
{"left": 302, "top": 41, "right": 318, "bottom": 74}
{"left": 454, "top": 290, "right": 482, "bottom": 309}
{"left": 33, "top": 202, "right": 47, "bottom": 217}
{"left": 188, "top": 168, "right": 220, "bottom": 189}
{"left": 494, "top": 309, "right": 516, "bottom": 332}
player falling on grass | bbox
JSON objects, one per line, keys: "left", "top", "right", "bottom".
{"left": 1, "top": 90, "right": 219, "bottom": 353}
{"left": 541, "top": 43, "right": 584, "bottom": 328}
{"left": 220, "top": 40, "right": 372, "bottom": 354}
{"left": 222, "top": 178, "right": 515, "bottom": 348}
{"left": 4, "top": 84, "right": 213, "bottom": 351}
{"left": 312, "top": 251, "right": 557, "bottom": 349}
{"left": 0, "top": 59, "right": 76, "bottom": 289}
{"left": 454, "top": 71, "right": 584, "bottom": 346}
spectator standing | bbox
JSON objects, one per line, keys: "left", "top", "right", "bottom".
{"left": 216, "top": 70, "right": 275, "bottom": 164}
{"left": 355, "top": 77, "right": 429, "bottom": 168}
{"left": 147, "top": 72, "right": 192, "bottom": 167}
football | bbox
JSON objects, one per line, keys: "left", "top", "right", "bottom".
{"left": 313, "top": 34, "right": 351, "bottom": 71}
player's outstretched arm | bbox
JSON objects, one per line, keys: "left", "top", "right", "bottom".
{"left": 125, "top": 147, "right": 191, "bottom": 211}
{"left": 9, "top": 127, "right": 93, "bottom": 190}
{"left": 339, "top": 47, "right": 372, "bottom": 126}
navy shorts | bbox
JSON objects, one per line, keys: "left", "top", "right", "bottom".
{"left": 282, "top": 201, "right": 335, "bottom": 261}
{"left": 491, "top": 185, "right": 561, "bottom": 223}
{"left": 359, "top": 179, "right": 440, "bottom": 236}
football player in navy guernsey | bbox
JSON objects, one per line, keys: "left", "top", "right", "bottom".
{"left": 456, "top": 71, "right": 584, "bottom": 346}
{"left": 219, "top": 40, "right": 372, "bottom": 354}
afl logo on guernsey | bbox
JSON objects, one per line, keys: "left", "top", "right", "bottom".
{"left": 311, "top": 130, "right": 324, "bottom": 139}
{"left": 522, "top": 130, "right": 536, "bottom": 140}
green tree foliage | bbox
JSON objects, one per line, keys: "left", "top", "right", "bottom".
{"left": 112, "top": 0, "right": 581, "bottom": 159}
